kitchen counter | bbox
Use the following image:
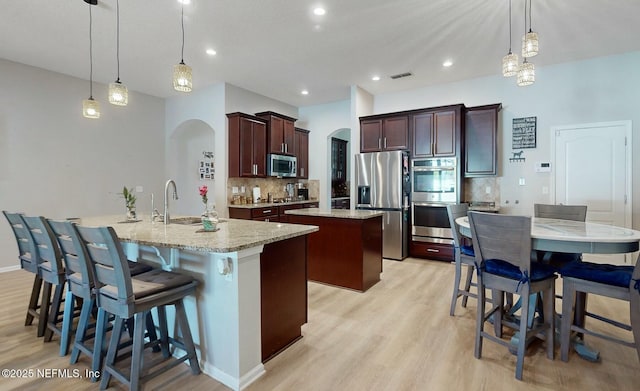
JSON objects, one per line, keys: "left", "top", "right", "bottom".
{"left": 227, "top": 198, "right": 318, "bottom": 209}
{"left": 75, "top": 215, "right": 318, "bottom": 391}
{"left": 285, "top": 207, "right": 382, "bottom": 220}
{"left": 286, "top": 209, "right": 383, "bottom": 292}
{"left": 78, "top": 214, "right": 317, "bottom": 252}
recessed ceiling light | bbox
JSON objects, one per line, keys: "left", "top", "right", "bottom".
{"left": 313, "top": 7, "right": 326, "bottom": 16}
{"left": 301, "top": 90, "right": 309, "bottom": 95}
{"left": 443, "top": 60, "right": 453, "bottom": 67}
{"left": 206, "top": 49, "right": 217, "bottom": 56}
{"left": 372, "top": 75, "right": 381, "bottom": 81}
{"left": 178, "top": 0, "right": 191, "bottom": 4}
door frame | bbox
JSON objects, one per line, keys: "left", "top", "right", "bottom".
{"left": 550, "top": 120, "right": 633, "bottom": 263}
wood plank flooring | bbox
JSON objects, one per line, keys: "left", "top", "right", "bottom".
{"left": 0, "top": 258, "right": 638, "bottom": 390}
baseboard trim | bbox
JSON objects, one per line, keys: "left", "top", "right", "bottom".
{"left": 0, "top": 265, "right": 20, "bottom": 273}
{"left": 203, "top": 361, "right": 265, "bottom": 391}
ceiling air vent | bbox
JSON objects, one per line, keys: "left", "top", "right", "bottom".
{"left": 390, "top": 72, "right": 413, "bottom": 80}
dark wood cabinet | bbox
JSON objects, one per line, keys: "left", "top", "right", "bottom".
{"left": 227, "top": 113, "right": 267, "bottom": 178}
{"left": 256, "top": 111, "right": 296, "bottom": 155}
{"left": 409, "top": 240, "right": 454, "bottom": 261}
{"left": 464, "top": 104, "right": 501, "bottom": 177}
{"left": 295, "top": 128, "right": 310, "bottom": 179}
{"left": 411, "top": 105, "right": 462, "bottom": 158}
{"left": 229, "top": 202, "right": 318, "bottom": 223}
{"left": 359, "top": 116, "right": 409, "bottom": 152}
{"left": 331, "top": 138, "right": 348, "bottom": 182}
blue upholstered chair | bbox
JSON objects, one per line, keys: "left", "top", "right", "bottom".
{"left": 447, "top": 203, "right": 479, "bottom": 316}
{"left": 468, "top": 211, "right": 556, "bottom": 381}
{"left": 559, "top": 255, "right": 640, "bottom": 362}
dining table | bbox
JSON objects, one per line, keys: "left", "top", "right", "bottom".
{"left": 455, "top": 215, "right": 640, "bottom": 360}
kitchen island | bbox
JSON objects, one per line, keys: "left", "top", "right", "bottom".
{"left": 285, "top": 208, "right": 383, "bottom": 292}
{"left": 76, "top": 215, "right": 318, "bottom": 391}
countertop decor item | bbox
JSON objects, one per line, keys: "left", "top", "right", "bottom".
{"left": 199, "top": 185, "right": 218, "bottom": 231}
{"left": 121, "top": 186, "right": 136, "bottom": 220}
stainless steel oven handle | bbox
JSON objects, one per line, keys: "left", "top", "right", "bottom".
{"left": 411, "top": 167, "right": 455, "bottom": 172}
{"left": 412, "top": 202, "right": 451, "bottom": 207}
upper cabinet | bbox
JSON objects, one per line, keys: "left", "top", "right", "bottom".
{"left": 411, "top": 105, "right": 463, "bottom": 158}
{"left": 464, "top": 104, "right": 501, "bottom": 177}
{"left": 227, "top": 113, "right": 268, "bottom": 178}
{"left": 295, "top": 128, "right": 310, "bottom": 179}
{"left": 360, "top": 115, "right": 409, "bottom": 152}
{"left": 256, "top": 111, "right": 296, "bottom": 155}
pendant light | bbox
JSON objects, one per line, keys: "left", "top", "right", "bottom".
{"left": 173, "top": 3, "right": 192, "bottom": 92}
{"left": 502, "top": 0, "right": 518, "bottom": 77}
{"left": 108, "top": 0, "right": 128, "bottom": 106}
{"left": 517, "top": 58, "right": 535, "bottom": 86}
{"left": 82, "top": 0, "right": 100, "bottom": 119}
{"left": 521, "top": 0, "right": 539, "bottom": 58}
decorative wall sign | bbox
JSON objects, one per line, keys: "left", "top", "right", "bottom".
{"left": 509, "top": 150, "right": 525, "bottom": 162}
{"left": 512, "top": 116, "right": 537, "bottom": 149}
{"left": 199, "top": 151, "right": 214, "bottom": 180}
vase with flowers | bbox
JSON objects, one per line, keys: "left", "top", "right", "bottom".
{"left": 199, "top": 185, "right": 218, "bottom": 231}
{"left": 122, "top": 186, "right": 137, "bottom": 221}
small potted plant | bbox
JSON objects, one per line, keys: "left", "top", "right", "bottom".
{"left": 122, "top": 186, "right": 137, "bottom": 221}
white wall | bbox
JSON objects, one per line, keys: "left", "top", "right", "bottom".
{"left": 225, "top": 84, "right": 298, "bottom": 119}
{"left": 373, "top": 52, "right": 640, "bottom": 228}
{"left": 0, "top": 59, "right": 165, "bottom": 270}
{"left": 298, "top": 100, "right": 351, "bottom": 209}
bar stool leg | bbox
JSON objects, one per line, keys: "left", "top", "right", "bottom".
{"left": 44, "top": 284, "right": 64, "bottom": 342}
{"left": 130, "top": 311, "right": 147, "bottom": 391}
{"left": 91, "top": 307, "right": 107, "bottom": 382}
{"left": 100, "top": 316, "right": 125, "bottom": 390}
{"left": 157, "top": 306, "right": 170, "bottom": 358}
{"left": 37, "top": 282, "right": 53, "bottom": 337}
{"left": 26, "top": 275, "right": 43, "bottom": 326}
{"left": 59, "top": 289, "right": 75, "bottom": 356}
{"left": 175, "top": 300, "right": 201, "bottom": 374}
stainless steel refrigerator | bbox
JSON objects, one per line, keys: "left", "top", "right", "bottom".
{"left": 355, "top": 150, "right": 410, "bottom": 260}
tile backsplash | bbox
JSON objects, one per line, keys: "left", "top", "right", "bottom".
{"left": 464, "top": 177, "right": 501, "bottom": 204}
{"left": 227, "top": 177, "right": 319, "bottom": 204}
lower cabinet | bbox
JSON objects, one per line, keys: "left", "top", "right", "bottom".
{"left": 409, "top": 240, "right": 454, "bottom": 261}
{"left": 229, "top": 202, "right": 319, "bottom": 223}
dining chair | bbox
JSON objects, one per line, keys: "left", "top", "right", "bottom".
{"left": 468, "top": 211, "right": 556, "bottom": 381}
{"left": 46, "top": 219, "right": 154, "bottom": 380}
{"left": 447, "top": 203, "right": 478, "bottom": 316}
{"left": 559, "top": 254, "right": 640, "bottom": 362}
{"left": 533, "top": 203, "right": 587, "bottom": 267}
{"left": 2, "top": 211, "right": 46, "bottom": 336}
{"left": 75, "top": 224, "right": 200, "bottom": 391}
{"left": 21, "top": 215, "right": 67, "bottom": 342}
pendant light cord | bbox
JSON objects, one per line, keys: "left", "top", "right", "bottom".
{"left": 116, "top": 0, "right": 120, "bottom": 82}
{"left": 508, "top": 0, "right": 512, "bottom": 53}
{"left": 524, "top": 0, "right": 527, "bottom": 36}
{"left": 89, "top": 4, "right": 93, "bottom": 99}
{"left": 528, "top": 0, "right": 533, "bottom": 32}
{"left": 180, "top": 4, "right": 185, "bottom": 64}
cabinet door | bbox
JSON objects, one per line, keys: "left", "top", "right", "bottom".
{"left": 360, "top": 120, "right": 382, "bottom": 152}
{"left": 253, "top": 121, "right": 267, "bottom": 177}
{"left": 464, "top": 105, "right": 500, "bottom": 177}
{"left": 433, "top": 110, "right": 456, "bottom": 156}
{"left": 239, "top": 118, "right": 256, "bottom": 177}
{"left": 296, "top": 130, "right": 309, "bottom": 179}
{"left": 283, "top": 120, "right": 295, "bottom": 155}
{"left": 382, "top": 116, "right": 409, "bottom": 150}
{"left": 412, "top": 112, "right": 434, "bottom": 157}
{"left": 269, "top": 116, "right": 285, "bottom": 154}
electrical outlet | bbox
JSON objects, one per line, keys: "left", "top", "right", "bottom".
{"left": 542, "top": 186, "right": 549, "bottom": 194}
{"left": 485, "top": 186, "right": 491, "bottom": 194}
{"left": 232, "top": 186, "right": 239, "bottom": 194}
{"left": 518, "top": 178, "right": 526, "bottom": 186}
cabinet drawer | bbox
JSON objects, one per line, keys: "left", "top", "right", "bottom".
{"left": 253, "top": 215, "right": 280, "bottom": 222}
{"left": 251, "top": 207, "right": 278, "bottom": 218}
{"left": 410, "top": 240, "right": 453, "bottom": 261}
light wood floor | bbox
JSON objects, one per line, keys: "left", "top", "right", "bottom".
{"left": 0, "top": 258, "right": 638, "bottom": 390}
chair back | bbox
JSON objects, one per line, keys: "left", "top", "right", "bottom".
{"left": 630, "top": 255, "right": 640, "bottom": 362}
{"left": 3, "top": 211, "right": 38, "bottom": 273}
{"left": 446, "top": 203, "right": 469, "bottom": 248}
{"left": 468, "top": 212, "right": 532, "bottom": 273}
{"left": 47, "top": 219, "right": 94, "bottom": 299}
{"left": 534, "top": 204, "right": 587, "bottom": 222}
{"left": 75, "top": 225, "right": 134, "bottom": 317}
{"left": 21, "top": 215, "right": 65, "bottom": 284}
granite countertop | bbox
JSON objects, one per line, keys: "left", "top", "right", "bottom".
{"left": 228, "top": 199, "right": 319, "bottom": 209}
{"left": 75, "top": 215, "right": 318, "bottom": 253}
{"left": 285, "top": 208, "right": 383, "bottom": 220}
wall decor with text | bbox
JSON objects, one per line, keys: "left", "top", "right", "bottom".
{"left": 512, "top": 117, "right": 537, "bottom": 149}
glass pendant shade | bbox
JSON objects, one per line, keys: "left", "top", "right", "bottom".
{"left": 522, "top": 31, "right": 539, "bottom": 57}
{"left": 108, "top": 81, "right": 128, "bottom": 106}
{"left": 173, "top": 62, "right": 193, "bottom": 92}
{"left": 82, "top": 98, "right": 101, "bottom": 118}
{"left": 502, "top": 52, "right": 519, "bottom": 77}
{"left": 517, "top": 60, "right": 535, "bottom": 86}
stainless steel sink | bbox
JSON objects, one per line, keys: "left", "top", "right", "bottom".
{"left": 169, "top": 217, "right": 202, "bottom": 225}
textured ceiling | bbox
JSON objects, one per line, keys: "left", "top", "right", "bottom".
{"left": 2, "top": 0, "right": 639, "bottom": 107}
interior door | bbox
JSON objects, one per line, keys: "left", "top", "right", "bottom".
{"left": 553, "top": 121, "right": 632, "bottom": 264}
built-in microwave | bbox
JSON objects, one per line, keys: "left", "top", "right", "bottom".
{"left": 268, "top": 154, "right": 297, "bottom": 177}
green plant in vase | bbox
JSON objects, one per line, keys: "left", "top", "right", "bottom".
{"left": 122, "top": 186, "right": 137, "bottom": 220}
{"left": 199, "top": 185, "right": 218, "bottom": 231}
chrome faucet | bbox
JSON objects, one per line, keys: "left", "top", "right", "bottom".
{"left": 164, "top": 179, "right": 179, "bottom": 224}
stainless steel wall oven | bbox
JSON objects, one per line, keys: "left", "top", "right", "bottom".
{"left": 411, "top": 158, "right": 458, "bottom": 244}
